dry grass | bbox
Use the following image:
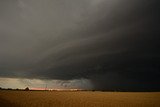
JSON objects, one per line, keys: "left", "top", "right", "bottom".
{"left": 0, "top": 90, "right": 160, "bottom": 107}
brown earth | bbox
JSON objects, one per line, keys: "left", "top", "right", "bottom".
{"left": 0, "top": 90, "right": 160, "bottom": 107}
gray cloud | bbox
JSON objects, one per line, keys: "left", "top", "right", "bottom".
{"left": 0, "top": 0, "right": 160, "bottom": 91}
{"left": 0, "top": 77, "right": 93, "bottom": 89}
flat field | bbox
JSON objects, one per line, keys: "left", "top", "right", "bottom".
{"left": 0, "top": 90, "right": 160, "bottom": 107}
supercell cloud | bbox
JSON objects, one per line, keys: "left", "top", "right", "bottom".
{"left": 0, "top": 0, "right": 160, "bottom": 90}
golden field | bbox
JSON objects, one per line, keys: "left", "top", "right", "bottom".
{"left": 0, "top": 90, "right": 160, "bottom": 107}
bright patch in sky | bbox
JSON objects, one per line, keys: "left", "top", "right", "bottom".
{"left": 0, "top": 77, "right": 93, "bottom": 89}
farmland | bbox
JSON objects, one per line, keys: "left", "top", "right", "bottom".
{"left": 0, "top": 90, "right": 160, "bottom": 107}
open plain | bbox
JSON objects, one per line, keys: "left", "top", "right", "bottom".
{"left": 0, "top": 90, "right": 160, "bottom": 107}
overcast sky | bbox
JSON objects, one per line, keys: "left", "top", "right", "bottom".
{"left": 0, "top": 0, "right": 160, "bottom": 91}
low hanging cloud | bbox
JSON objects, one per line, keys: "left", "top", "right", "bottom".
{"left": 0, "top": 0, "right": 160, "bottom": 90}
{"left": 0, "top": 77, "right": 93, "bottom": 89}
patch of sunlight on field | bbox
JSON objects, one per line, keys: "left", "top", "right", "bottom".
{"left": 0, "top": 90, "right": 160, "bottom": 107}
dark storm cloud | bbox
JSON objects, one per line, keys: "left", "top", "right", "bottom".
{"left": 0, "top": 0, "right": 160, "bottom": 90}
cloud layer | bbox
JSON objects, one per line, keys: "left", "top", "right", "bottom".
{"left": 0, "top": 0, "right": 160, "bottom": 90}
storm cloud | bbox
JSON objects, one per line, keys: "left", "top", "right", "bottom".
{"left": 0, "top": 0, "right": 160, "bottom": 91}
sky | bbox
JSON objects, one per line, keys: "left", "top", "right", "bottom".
{"left": 0, "top": 0, "right": 160, "bottom": 91}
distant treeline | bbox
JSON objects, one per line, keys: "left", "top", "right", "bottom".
{"left": 0, "top": 87, "right": 160, "bottom": 92}
{"left": 0, "top": 87, "right": 29, "bottom": 91}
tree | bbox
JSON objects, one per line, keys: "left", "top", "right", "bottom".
{"left": 25, "top": 87, "right": 29, "bottom": 91}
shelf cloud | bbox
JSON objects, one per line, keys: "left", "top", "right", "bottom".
{"left": 0, "top": 0, "right": 160, "bottom": 90}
